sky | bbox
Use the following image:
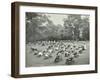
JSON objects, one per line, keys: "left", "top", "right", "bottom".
{"left": 45, "top": 13, "right": 68, "bottom": 26}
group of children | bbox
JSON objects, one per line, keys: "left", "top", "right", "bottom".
{"left": 31, "top": 40, "right": 87, "bottom": 65}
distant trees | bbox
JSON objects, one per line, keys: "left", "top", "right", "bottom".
{"left": 26, "top": 12, "right": 49, "bottom": 42}
{"left": 63, "top": 14, "right": 89, "bottom": 41}
{"left": 26, "top": 13, "right": 89, "bottom": 43}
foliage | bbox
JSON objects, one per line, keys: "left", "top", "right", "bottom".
{"left": 26, "top": 13, "right": 89, "bottom": 42}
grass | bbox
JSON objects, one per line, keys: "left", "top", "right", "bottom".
{"left": 26, "top": 41, "right": 89, "bottom": 67}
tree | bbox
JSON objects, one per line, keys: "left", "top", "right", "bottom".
{"left": 80, "top": 16, "right": 89, "bottom": 40}
{"left": 63, "top": 14, "right": 89, "bottom": 41}
{"left": 26, "top": 13, "right": 49, "bottom": 42}
{"left": 26, "top": 13, "right": 89, "bottom": 42}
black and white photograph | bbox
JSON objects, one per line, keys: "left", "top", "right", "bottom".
{"left": 25, "top": 12, "right": 90, "bottom": 67}
{"left": 11, "top": 2, "right": 97, "bottom": 77}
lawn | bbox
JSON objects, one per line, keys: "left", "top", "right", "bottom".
{"left": 26, "top": 41, "right": 89, "bottom": 67}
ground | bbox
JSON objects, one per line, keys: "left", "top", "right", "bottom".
{"left": 26, "top": 41, "right": 89, "bottom": 67}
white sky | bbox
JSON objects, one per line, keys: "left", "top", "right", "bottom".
{"left": 46, "top": 14, "right": 68, "bottom": 26}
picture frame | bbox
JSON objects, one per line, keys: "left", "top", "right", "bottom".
{"left": 11, "top": 2, "right": 98, "bottom": 78}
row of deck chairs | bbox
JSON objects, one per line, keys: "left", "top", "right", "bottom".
{"left": 31, "top": 41, "right": 87, "bottom": 65}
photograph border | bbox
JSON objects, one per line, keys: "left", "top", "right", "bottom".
{"left": 11, "top": 2, "right": 98, "bottom": 78}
